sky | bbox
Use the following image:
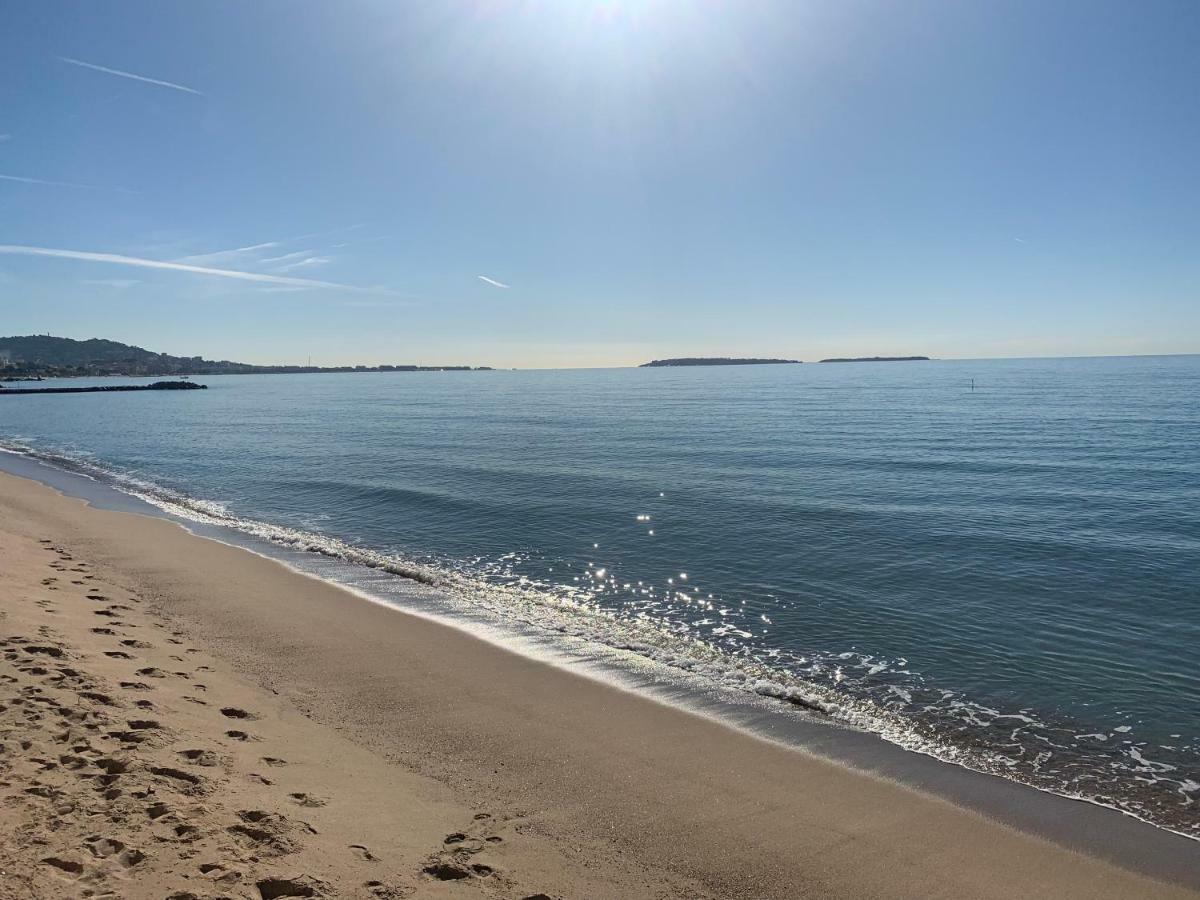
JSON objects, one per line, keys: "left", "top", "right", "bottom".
{"left": 1, "top": 0, "right": 1197, "bottom": 368}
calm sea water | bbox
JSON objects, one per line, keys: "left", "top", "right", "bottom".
{"left": 2, "top": 356, "right": 1198, "bottom": 836}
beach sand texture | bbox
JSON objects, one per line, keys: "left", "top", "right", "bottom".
{"left": 0, "top": 469, "right": 1195, "bottom": 900}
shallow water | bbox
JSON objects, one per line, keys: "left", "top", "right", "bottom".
{"left": 2, "top": 355, "right": 1198, "bottom": 836}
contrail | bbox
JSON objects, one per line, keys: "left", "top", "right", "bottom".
{"left": 477, "top": 275, "right": 509, "bottom": 288}
{"left": 59, "top": 56, "right": 203, "bottom": 95}
{"left": 0, "top": 244, "right": 395, "bottom": 294}
{"left": 0, "top": 173, "right": 134, "bottom": 193}
{"left": 175, "top": 241, "right": 282, "bottom": 265}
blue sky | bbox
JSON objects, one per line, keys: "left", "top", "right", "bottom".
{"left": 1, "top": 1, "right": 1197, "bottom": 368}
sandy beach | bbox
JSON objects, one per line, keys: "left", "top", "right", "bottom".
{"left": 0, "top": 467, "right": 1195, "bottom": 900}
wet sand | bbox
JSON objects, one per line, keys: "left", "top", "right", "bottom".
{"left": 1, "top": 468, "right": 1196, "bottom": 899}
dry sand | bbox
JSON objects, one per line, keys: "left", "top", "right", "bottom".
{"left": 0, "top": 468, "right": 1195, "bottom": 900}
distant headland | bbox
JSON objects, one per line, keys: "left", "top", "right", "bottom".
{"left": 0, "top": 380, "right": 207, "bottom": 396}
{"left": 0, "top": 335, "right": 492, "bottom": 380}
{"left": 640, "top": 357, "right": 802, "bottom": 368}
{"left": 818, "top": 356, "right": 930, "bottom": 363}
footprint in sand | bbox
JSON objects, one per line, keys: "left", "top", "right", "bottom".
{"left": 422, "top": 861, "right": 473, "bottom": 881}
{"left": 255, "top": 876, "right": 329, "bottom": 898}
{"left": 94, "top": 757, "right": 130, "bottom": 776}
{"left": 78, "top": 691, "right": 117, "bottom": 706}
{"left": 149, "top": 765, "right": 205, "bottom": 791}
{"left": 423, "top": 828, "right": 502, "bottom": 881}
{"left": 107, "top": 728, "right": 149, "bottom": 745}
{"left": 23, "top": 645, "right": 66, "bottom": 658}
{"left": 171, "top": 822, "right": 202, "bottom": 842}
{"left": 177, "top": 748, "right": 223, "bottom": 767}
{"left": 85, "top": 836, "right": 146, "bottom": 868}
{"left": 41, "top": 855, "right": 85, "bottom": 876}
{"left": 227, "top": 810, "right": 298, "bottom": 856}
{"left": 288, "top": 791, "right": 327, "bottom": 808}
{"left": 146, "top": 800, "right": 171, "bottom": 819}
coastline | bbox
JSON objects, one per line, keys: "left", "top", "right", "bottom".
{"left": 1, "top": 468, "right": 1197, "bottom": 898}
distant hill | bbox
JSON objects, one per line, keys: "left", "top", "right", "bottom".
{"left": 818, "top": 356, "right": 930, "bottom": 363}
{"left": 0, "top": 335, "right": 230, "bottom": 375}
{"left": 0, "top": 335, "right": 489, "bottom": 378}
{"left": 640, "top": 357, "right": 802, "bottom": 368}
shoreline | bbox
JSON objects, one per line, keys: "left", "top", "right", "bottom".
{"left": 1, "top": 467, "right": 1198, "bottom": 897}
{"left": 3, "top": 439, "right": 1199, "bottom": 855}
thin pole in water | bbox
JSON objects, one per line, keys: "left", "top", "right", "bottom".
{"left": 970, "top": 378, "right": 975, "bottom": 391}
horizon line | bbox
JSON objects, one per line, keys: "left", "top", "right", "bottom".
{"left": 2, "top": 334, "right": 1197, "bottom": 372}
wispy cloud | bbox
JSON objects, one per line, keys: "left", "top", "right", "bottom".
{"left": 0, "top": 245, "right": 396, "bottom": 294}
{"left": 1013, "top": 237, "right": 1026, "bottom": 244}
{"left": 0, "top": 173, "right": 134, "bottom": 193}
{"left": 253, "top": 285, "right": 310, "bottom": 294}
{"left": 82, "top": 278, "right": 140, "bottom": 289}
{"left": 176, "top": 224, "right": 370, "bottom": 267}
{"left": 260, "top": 249, "right": 312, "bottom": 265}
{"left": 175, "top": 241, "right": 282, "bottom": 265}
{"left": 477, "top": 275, "right": 509, "bottom": 288}
{"left": 59, "top": 56, "right": 202, "bottom": 96}
{"left": 278, "top": 255, "right": 331, "bottom": 272}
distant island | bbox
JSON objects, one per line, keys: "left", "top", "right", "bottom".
{"left": 0, "top": 336, "right": 492, "bottom": 380}
{"left": 640, "top": 357, "right": 802, "bottom": 368}
{"left": 818, "top": 356, "right": 930, "bottom": 363}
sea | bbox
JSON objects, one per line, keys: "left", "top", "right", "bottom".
{"left": 2, "top": 355, "right": 1197, "bottom": 841}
